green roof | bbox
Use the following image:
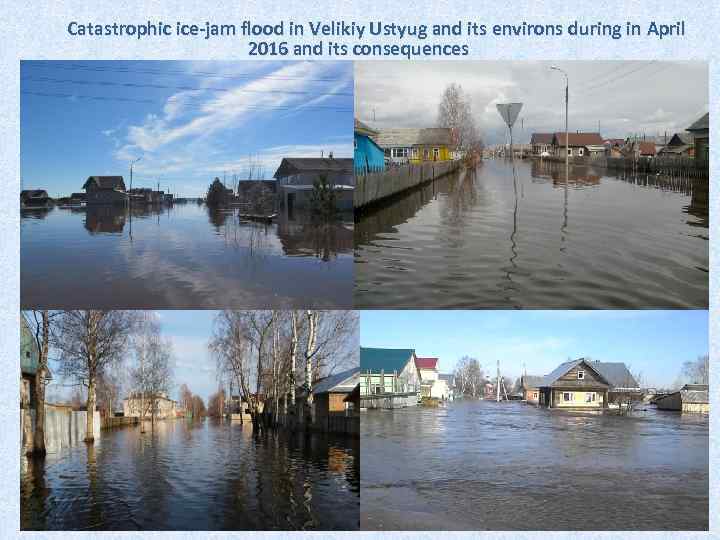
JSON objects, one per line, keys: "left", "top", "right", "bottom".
{"left": 360, "top": 347, "right": 415, "bottom": 374}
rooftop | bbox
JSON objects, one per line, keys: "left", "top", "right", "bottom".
{"left": 273, "top": 157, "right": 353, "bottom": 178}
{"left": 415, "top": 357, "right": 439, "bottom": 370}
{"left": 312, "top": 366, "right": 360, "bottom": 395}
{"left": 360, "top": 347, "right": 415, "bottom": 374}
{"left": 687, "top": 112, "right": 709, "bottom": 132}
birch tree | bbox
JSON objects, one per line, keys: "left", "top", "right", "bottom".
{"left": 25, "top": 310, "right": 55, "bottom": 456}
{"left": 54, "top": 311, "right": 135, "bottom": 442}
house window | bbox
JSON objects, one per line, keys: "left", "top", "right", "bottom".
{"left": 577, "top": 370, "right": 585, "bottom": 380}
{"left": 578, "top": 147, "right": 584, "bottom": 157}
{"left": 563, "top": 392, "right": 572, "bottom": 402}
{"left": 373, "top": 385, "right": 383, "bottom": 394}
{"left": 532, "top": 392, "right": 538, "bottom": 399}
{"left": 586, "top": 392, "right": 595, "bottom": 403}
{"left": 391, "top": 148, "right": 409, "bottom": 159}
{"left": 567, "top": 148, "right": 573, "bottom": 156}
{"left": 433, "top": 148, "right": 440, "bottom": 160}
{"left": 424, "top": 149, "right": 429, "bottom": 159}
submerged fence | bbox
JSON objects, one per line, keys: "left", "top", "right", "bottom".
{"left": 21, "top": 404, "right": 101, "bottom": 454}
{"left": 354, "top": 160, "right": 462, "bottom": 209}
{"left": 540, "top": 155, "right": 708, "bottom": 179}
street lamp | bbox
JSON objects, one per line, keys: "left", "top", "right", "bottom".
{"left": 550, "top": 66, "right": 569, "bottom": 178}
{"left": 129, "top": 156, "right": 142, "bottom": 196}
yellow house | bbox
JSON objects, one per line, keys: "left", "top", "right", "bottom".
{"left": 371, "top": 128, "right": 455, "bottom": 164}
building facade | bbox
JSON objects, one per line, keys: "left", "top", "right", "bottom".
{"left": 354, "top": 118, "right": 385, "bottom": 173}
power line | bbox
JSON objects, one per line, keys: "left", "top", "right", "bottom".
{"left": 577, "top": 61, "right": 658, "bottom": 94}
{"left": 24, "top": 61, "right": 348, "bottom": 83}
{"left": 21, "top": 90, "right": 353, "bottom": 112}
{"left": 21, "top": 75, "right": 353, "bottom": 97}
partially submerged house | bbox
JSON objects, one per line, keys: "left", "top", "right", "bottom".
{"left": 552, "top": 132, "right": 605, "bottom": 158}
{"left": 530, "top": 133, "right": 554, "bottom": 156}
{"left": 415, "top": 356, "right": 450, "bottom": 399}
{"left": 517, "top": 375, "right": 544, "bottom": 405}
{"left": 354, "top": 118, "right": 385, "bottom": 173}
{"left": 123, "top": 392, "right": 177, "bottom": 419}
{"left": 20, "top": 189, "right": 51, "bottom": 208}
{"left": 686, "top": 113, "right": 709, "bottom": 164}
{"left": 360, "top": 347, "right": 420, "bottom": 408}
{"left": 83, "top": 176, "right": 128, "bottom": 205}
{"left": 311, "top": 366, "right": 360, "bottom": 417}
{"left": 371, "top": 127, "right": 455, "bottom": 164}
{"left": 20, "top": 315, "right": 39, "bottom": 411}
{"left": 656, "top": 384, "right": 709, "bottom": 414}
{"left": 537, "top": 358, "right": 640, "bottom": 409}
{"left": 438, "top": 373, "right": 455, "bottom": 400}
{"left": 273, "top": 157, "right": 354, "bottom": 212}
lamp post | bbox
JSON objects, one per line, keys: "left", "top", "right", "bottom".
{"left": 550, "top": 66, "right": 569, "bottom": 179}
{"left": 129, "top": 156, "right": 142, "bottom": 202}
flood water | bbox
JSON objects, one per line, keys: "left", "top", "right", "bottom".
{"left": 21, "top": 419, "right": 359, "bottom": 531}
{"left": 361, "top": 400, "right": 708, "bottom": 531}
{"left": 355, "top": 159, "right": 709, "bottom": 308}
{"left": 21, "top": 204, "right": 353, "bottom": 308}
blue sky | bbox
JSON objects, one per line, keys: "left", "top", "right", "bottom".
{"left": 47, "top": 310, "right": 219, "bottom": 404}
{"left": 21, "top": 60, "right": 353, "bottom": 197}
{"left": 360, "top": 310, "right": 708, "bottom": 388}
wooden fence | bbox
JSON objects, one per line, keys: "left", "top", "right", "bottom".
{"left": 541, "top": 155, "right": 708, "bottom": 179}
{"left": 355, "top": 160, "right": 462, "bottom": 209}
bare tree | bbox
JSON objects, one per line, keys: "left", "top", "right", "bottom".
{"left": 129, "top": 314, "right": 174, "bottom": 431}
{"left": 453, "top": 356, "right": 484, "bottom": 398}
{"left": 54, "top": 310, "right": 135, "bottom": 442}
{"left": 437, "top": 83, "right": 482, "bottom": 155}
{"left": 25, "top": 310, "right": 56, "bottom": 456}
{"left": 178, "top": 383, "right": 194, "bottom": 415}
{"left": 680, "top": 354, "right": 709, "bottom": 386}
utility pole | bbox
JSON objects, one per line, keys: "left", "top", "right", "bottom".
{"left": 129, "top": 156, "right": 142, "bottom": 205}
{"left": 551, "top": 66, "right": 569, "bottom": 180}
{"left": 496, "top": 360, "right": 501, "bottom": 403}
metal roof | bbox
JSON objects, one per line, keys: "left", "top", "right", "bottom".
{"left": 83, "top": 176, "right": 126, "bottom": 190}
{"left": 371, "top": 127, "right": 453, "bottom": 148}
{"left": 312, "top": 366, "right": 360, "bottom": 395}
{"left": 553, "top": 132, "right": 604, "bottom": 147}
{"left": 539, "top": 358, "right": 638, "bottom": 390}
{"left": 415, "top": 357, "right": 438, "bottom": 370}
{"left": 355, "top": 118, "right": 379, "bottom": 137}
{"left": 687, "top": 113, "right": 709, "bottom": 132}
{"left": 273, "top": 157, "right": 353, "bottom": 178}
{"left": 360, "top": 347, "right": 415, "bottom": 374}
{"left": 530, "top": 133, "right": 554, "bottom": 144}
{"left": 520, "top": 375, "right": 545, "bottom": 389}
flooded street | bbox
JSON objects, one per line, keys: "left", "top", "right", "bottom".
{"left": 361, "top": 400, "right": 708, "bottom": 530}
{"left": 21, "top": 419, "right": 359, "bottom": 531}
{"left": 21, "top": 204, "right": 353, "bottom": 308}
{"left": 355, "top": 159, "right": 708, "bottom": 308}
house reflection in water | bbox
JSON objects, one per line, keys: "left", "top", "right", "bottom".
{"left": 84, "top": 206, "right": 126, "bottom": 234}
{"left": 276, "top": 208, "right": 353, "bottom": 261}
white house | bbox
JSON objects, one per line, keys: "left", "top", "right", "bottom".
{"left": 415, "top": 357, "right": 450, "bottom": 400}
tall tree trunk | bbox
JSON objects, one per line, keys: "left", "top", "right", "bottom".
{"left": 85, "top": 376, "right": 96, "bottom": 443}
{"left": 290, "top": 312, "right": 298, "bottom": 407}
{"left": 31, "top": 311, "right": 49, "bottom": 455}
{"left": 305, "top": 310, "right": 317, "bottom": 406}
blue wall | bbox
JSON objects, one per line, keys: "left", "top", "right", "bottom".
{"left": 354, "top": 133, "right": 385, "bottom": 172}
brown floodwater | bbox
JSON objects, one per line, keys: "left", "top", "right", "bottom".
{"left": 360, "top": 400, "right": 708, "bottom": 530}
{"left": 21, "top": 419, "right": 359, "bottom": 531}
{"left": 21, "top": 204, "right": 353, "bottom": 309}
{"left": 355, "top": 159, "right": 708, "bottom": 308}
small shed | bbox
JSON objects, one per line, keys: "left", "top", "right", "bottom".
{"left": 656, "top": 384, "right": 708, "bottom": 414}
{"left": 312, "top": 367, "right": 360, "bottom": 417}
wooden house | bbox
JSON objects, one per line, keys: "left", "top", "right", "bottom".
{"left": 344, "top": 384, "right": 360, "bottom": 414}
{"left": 311, "top": 366, "right": 360, "bottom": 418}
{"left": 123, "top": 392, "right": 177, "bottom": 419}
{"left": 656, "top": 384, "right": 708, "bottom": 414}
{"left": 354, "top": 118, "right": 385, "bottom": 173}
{"left": 518, "top": 375, "right": 544, "bottom": 405}
{"left": 686, "top": 113, "right": 708, "bottom": 164}
{"left": 20, "top": 315, "right": 40, "bottom": 410}
{"left": 530, "top": 133, "right": 554, "bottom": 156}
{"left": 83, "top": 176, "right": 128, "bottom": 206}
{"left": 658, "top": 132, "right": 694, "bottom": 157}
{"left": 415, "top": 357, "right": 449, "bottom": 399}
{"left": 20, "top": 189, "right": 51, "bottom": 208}
{"left": 360, "top": 347, "right": 420, "bottom": 408}
{"left": 538, "top": 358, "right": 640, "bottom": 409}
{"left": 551, "top": 132, "right": 605, "bottom": 158}
{"left": 273, "top": 157, "right": 354, "bottom": 212}
{"left": 371, "top": 128, "right": 455, "bottom": 164}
